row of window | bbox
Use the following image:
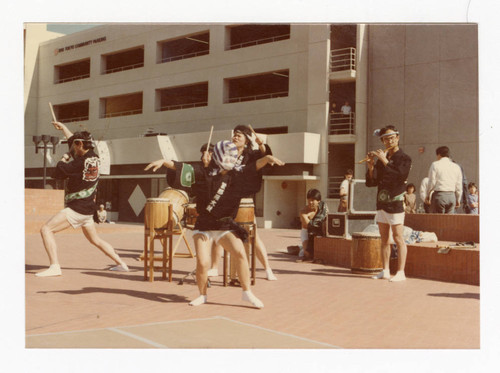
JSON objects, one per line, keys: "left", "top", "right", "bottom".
{"left": 53, "top": 69, "right": 290, "bottom": 122}
{"left": 54, "top": 25, "right": 291, "bottom": 84}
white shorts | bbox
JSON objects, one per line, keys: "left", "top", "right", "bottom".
{"left": 191, "top": 230, "right": 232, "bottom": 245}
{"left": 63, "top": 207, "right": 94, "bottom": 228}
{"left": 375, "top": 209, "right": 405, "bottom": 226}
{"left": 301, "top": 228, "right": 308, "bottom": 242}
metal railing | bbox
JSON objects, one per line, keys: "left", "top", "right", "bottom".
{"left": 328, "top": 176, "right": 344, "bottom": 199}
{"left": 159, "top": 101, "right": 208, "bottom": 111}
{"left": 55, "top": 73, "right": 90, "bottom": 84}
{"left": 104, "top": 62, "right": 144, "bottom": 74}
{"left": 330, "top": 47, "right": 356, "bottom": 72}
{"left": 227, "top": 91, "right": 288, "bottom": 103}
{"left": 229, "top": 33, "right": 290, "bottom": 50}
{"left": 160, "top": 49, "right": 209, "bottom": 63}
{"left": 103, "top": 109, "right": 142, "bottom": 118}
{"left": 60, "top": 115, "right": 89, "bottom": 123}
{"left": 329, "top": 112, "right": 355, "bottom": 135}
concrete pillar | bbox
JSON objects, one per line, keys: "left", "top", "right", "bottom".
{"left": 306, "top": 25, "right": 331, "bottom": 199}
{"left": 354, "top": 24, "right": 369, "bottom": 179}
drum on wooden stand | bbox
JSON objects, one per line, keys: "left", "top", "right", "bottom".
{"left": 158, "top": 188, "right": 189, "bottom": 224}
{"left": 234, "top": 198, "right": 255, "bottom": 225}
{"left": 144, "top": 198, "right": 171, "bottom": 232}
{"left": 229, "top": 198, "right": 256, "bottom": 283}
{"left": 350, "top": 232, "right": 382, "bottom": 274}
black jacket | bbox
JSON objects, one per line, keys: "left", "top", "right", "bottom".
{"left": 365, "top": 149, "right": 412, "bottom": 213}
{"left": 52, "top": 149, "right": 100, "bottom": 215}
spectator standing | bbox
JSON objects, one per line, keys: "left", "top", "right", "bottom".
{"left": 340, "top": 101, "right": 351, "bottom": 115}
{"left": 425, "top": 146, "right": 463, "bottom": 214}
{"left": 338, "top": 169, "right": 353, "bottom": 212}
{"left": 419, "top": 177, "right": 431, "bottom": 213}
{"left": 466, "top": 182, "right": 479, "bottom": 214}
{"left": 404, "top": 183, "right": 417, "bottom": 214}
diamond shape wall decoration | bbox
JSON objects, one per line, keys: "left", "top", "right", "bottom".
{"left": 128, "top": 184, "right": 147, "bottom": 216}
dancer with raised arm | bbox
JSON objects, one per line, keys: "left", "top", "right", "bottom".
{"left": 145, "top": 140, "right": 284, "bottom": 308}
{"left": 36, "top": 121, "right": 129, "bottom": 277}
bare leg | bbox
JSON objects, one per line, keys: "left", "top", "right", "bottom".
{"left": 189, "top": 234, "right": 211, "bottom": 306}
{"left": 81, "top": 224, "right": 128, "bottom": 271}
{"left": 254, "top": 233, "right": 276, "bottom": 280}
{"left": 36, "top": 210, "right": 73, "bottom": 276}
{"left": 208, "top": 243, "right": 223, "bottom": 276}
{"left": 219, "top": 232, "right": 263, "bottom": 308}
{"left": 390, "top": 224, "right": 407, "bottom": 282}
{"left": 372, "top": 222, "right": 391, "bottom": 279}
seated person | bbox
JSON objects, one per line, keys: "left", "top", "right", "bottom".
{"left": 297, "top": 189, "right": 328, "bottom": 262}
{"left": 96, "top": 204, "right": 108, "bottom": 223}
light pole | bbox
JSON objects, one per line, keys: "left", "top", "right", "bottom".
{"left": 33, "top": 135, "right": 59, "bottom": 188}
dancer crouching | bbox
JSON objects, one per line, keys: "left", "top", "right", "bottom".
{"left": 145, "top": 140, "right": 284, "bottom": 308}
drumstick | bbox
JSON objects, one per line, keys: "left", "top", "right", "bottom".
{"left": 48, "top": 102, "right": 57, "bottom": 122}
{"left": 358, "top": 145, "right": 397, "bottom": 163}
{"left": 207, "top": 125, "right": 214, "bottom": 149}
{"left": 248, "top": 124, "right": 262, "bottom": 145}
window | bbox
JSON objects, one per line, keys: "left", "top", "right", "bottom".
{"left": 156, "top": 82, "right": 208, "bottom": 111}
{"left": 101, "top": 92, "right": 143, "bottom": 118}
{"left": 54, "top": 58, "right": 90, "bottom": 84}
{"left": 225, "top": 70, "right": 289, "bottom": 103}
{"left": 227, "top": 24, "right": 290, "bottom": 50}
{"left": 53, "top": 100, "right": 89, "bottom": 123}
{"left": 102, "top": 46, "right": 144, "bottom": 74}
{"left": 158, "top": 31, "right": 209, "bottom": 63}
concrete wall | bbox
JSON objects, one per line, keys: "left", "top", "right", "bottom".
{"left": 367, "top": 24, "right": 479, "bottom": 198}
{"left": 26, "top": 24, "right": 321, "bottom": 145}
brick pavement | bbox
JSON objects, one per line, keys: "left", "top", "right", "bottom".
{"left": 25, "top": 225, "right": 480, "bottom": 349}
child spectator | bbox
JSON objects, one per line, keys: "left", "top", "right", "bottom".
{"left": 404, "top": 183, "right": 417, "bottom": 214}
{"left": 466, "top": 182, "right": 479, "bottom": 214}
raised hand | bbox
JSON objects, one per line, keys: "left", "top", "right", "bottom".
{"left": 144, "top": 159, "right": 166, "bottom": 172}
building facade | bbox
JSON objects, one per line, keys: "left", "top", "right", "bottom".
{"left": 24, "top": 23, "right": 478, "bottom": 227}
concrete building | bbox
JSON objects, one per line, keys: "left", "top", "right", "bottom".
{"left": 24, "top": 23, "right": 478, "bottom": 227}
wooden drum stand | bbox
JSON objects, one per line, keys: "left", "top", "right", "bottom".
{"left": 142, "top": 198, "right": 194, "bottom": 282}
{"left": 222, "top": 198, "right": 257, "bottom": 287}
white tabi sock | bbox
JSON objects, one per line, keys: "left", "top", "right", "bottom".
{"left": 189, "top": 295, "right": 208, "bottom": 306}
{"left": 266, "top": 268, "right": 277, "bottom": 281}
{"left": 390, "top": 271, "right": 407, "bottom": 282}
{"left": 35, "top": 264, "right": 62, "bottom": 277}
{"left": 242, "top": 290, "right": 264, "bottom": 309}
{"left": 372, "top": 269, "right": 390, "bottom": 280}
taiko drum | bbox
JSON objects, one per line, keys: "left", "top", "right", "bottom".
{"left": 230, "top": 198, "right": 255, "bottom": 280}
{"left": 144, "top": 198, "right": 170, "bottom": 231}
{"left": 158, "top": 188, "right": 189, "bottom": 224}
{"left": 350, "top": 232, "right": 383, "bottom": 274}
{"left": 234, "top": 198, "right": 255, "bottom": 225}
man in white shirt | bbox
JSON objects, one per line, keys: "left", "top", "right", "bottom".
{"left": 425, "top": 146, "right": 463, "bottom": 214}
{"left": 340, "top": 101, "right": 351, "bottom": 115}
{"left": 419, "top": 177, "right": 431, "bottom": 213}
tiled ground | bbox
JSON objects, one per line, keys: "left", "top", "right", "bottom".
{"left": 25, "top": 225, "right": 480, "bottom": 350}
